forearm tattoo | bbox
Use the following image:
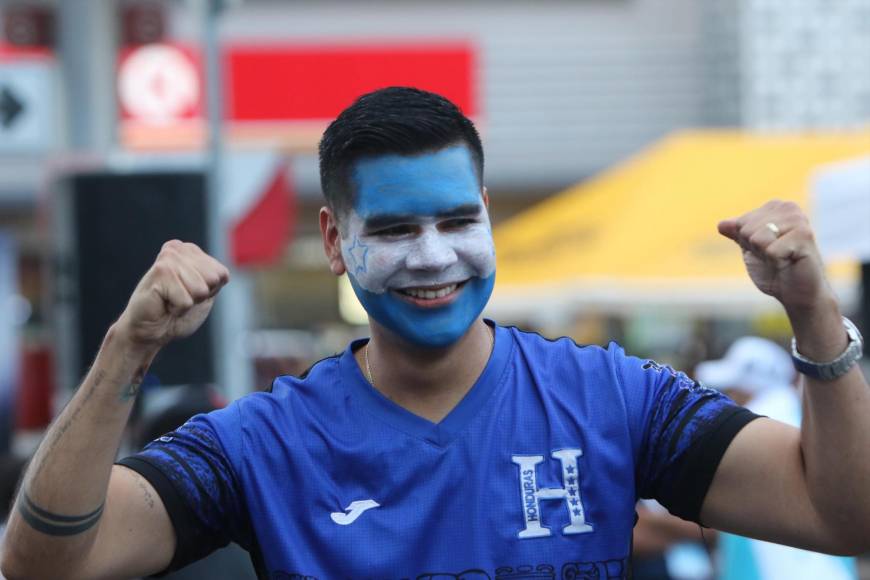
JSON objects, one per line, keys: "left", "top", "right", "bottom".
{"left": 118, "top": 382, "right": 140, "bottom": 402}
{"left": 18, "top": 491, "right": 104, "bottom": 536}
{"left": 118, "top": 365, "right": 148, "bottom": 402}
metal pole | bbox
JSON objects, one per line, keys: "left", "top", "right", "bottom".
{"left": 200, "top": 0, "right": 255, "bottom": 399}
{"left": 203, "top": 0, "right": 226, "bottom": 262}
{"left": 58, "top": 0, "right": 117, "bottom": 151}
{"left": 202, "top": 0, "right": 230, "bottom": 392}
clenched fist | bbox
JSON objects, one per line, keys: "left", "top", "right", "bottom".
{"left": 717, "top": 200, "right": 834, "bottom": 312}
{"left": 114, "top": 240, "right": 230, "bottom": 351}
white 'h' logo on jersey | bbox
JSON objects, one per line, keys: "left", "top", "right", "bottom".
{"left": 512, "top": 449, "right": 594, "bottom": 539}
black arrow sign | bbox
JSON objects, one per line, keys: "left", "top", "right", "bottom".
{"left": 0, "top": 86, "right": 25, "bottom": 129}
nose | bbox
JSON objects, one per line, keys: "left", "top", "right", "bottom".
{"left": 405, "top": 229, "right": 458, "bottom": 272}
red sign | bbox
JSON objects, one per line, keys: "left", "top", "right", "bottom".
{"left": 117, "top": 44, "right": 203, "bottom": 124}
{"left": 226, "top": 43, "right": 477, "bottom": 121}
{"left": 0, "top": 40, "right": 52, "bottom": 62}
{"left": 119, "top": 41, "right": 477, "bottom": 150}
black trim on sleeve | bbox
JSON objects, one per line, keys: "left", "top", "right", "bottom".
{"left": 657, "top": 407, "right": 761, "bottom": 524}
{"left": 666, "top": 396, "right": 711, "bottom": 459}
{"left": 116, "top": 455, "right": 202, "bottom": 576}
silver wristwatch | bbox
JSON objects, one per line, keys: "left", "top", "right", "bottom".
{"left": 791, "top": 316, "right": 864, "bottom": 381}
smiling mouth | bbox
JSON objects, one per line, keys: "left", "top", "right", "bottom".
{"left": 394, "top": 281, "right": 467, "bottom": 305}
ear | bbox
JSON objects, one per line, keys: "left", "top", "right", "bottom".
{"left": 320, "top": 206, "right": 347, "bottom": 276}
{"left": 482, "top": 186, "right": 490, "bottom": 209}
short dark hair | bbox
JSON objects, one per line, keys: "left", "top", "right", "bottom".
{"left": 318, "top": 86, "right": 484, "bottom": 217}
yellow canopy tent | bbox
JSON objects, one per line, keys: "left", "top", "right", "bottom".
{"left": 489, "top": 130, "right": 870, "bottom": 319}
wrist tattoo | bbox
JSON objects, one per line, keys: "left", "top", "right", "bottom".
{"left": 18, "top": 491, "right": 104, "bottom": 536}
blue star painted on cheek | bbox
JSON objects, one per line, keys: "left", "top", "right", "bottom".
{"left": 347, "top": 236, "right": 369, "bottom": 275}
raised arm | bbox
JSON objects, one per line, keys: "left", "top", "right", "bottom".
{"left": 701, "top": 200, "right": 870, "bottom": 554}
{"left": 1, "top": 240, "right": 229, "bottom": 580}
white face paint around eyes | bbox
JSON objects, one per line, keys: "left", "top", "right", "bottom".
{"left": 340, "top": 206, "right": 496, "bottom": 295}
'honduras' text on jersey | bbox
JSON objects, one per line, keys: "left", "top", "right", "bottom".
{"left": 120, "top": 322, "right": 757, "bottom": 579}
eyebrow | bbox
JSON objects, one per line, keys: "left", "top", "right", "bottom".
{"left": 363, "top": 204, "right": 482, "bottom": 230}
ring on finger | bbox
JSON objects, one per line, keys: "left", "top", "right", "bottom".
{"left": 765, "top": 222, "right": 781, "bottom": 238}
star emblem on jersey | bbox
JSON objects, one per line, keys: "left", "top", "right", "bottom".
{"left": 330, "top": 499, "right": 380, "bottom": 525}
{"left": 346, "top": 237, "right": 369, "bottom": 275}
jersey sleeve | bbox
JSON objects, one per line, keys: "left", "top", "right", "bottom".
{"left": 116, "top": 404, "right": 252, "bottom": 573}
{"left": 613, "top": 345, "right": 761, "bottom": 524}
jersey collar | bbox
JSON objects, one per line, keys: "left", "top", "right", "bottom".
{"left": 339, "top": 320, "right": 512, "bottom": 448}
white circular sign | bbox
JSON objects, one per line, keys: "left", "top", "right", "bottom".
{"left": 118, "top": 44, "right": 200, "bottom": 125}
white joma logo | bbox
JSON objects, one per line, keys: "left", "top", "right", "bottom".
{"left": 330, "top": 499, "right": 380, "bottom": 525}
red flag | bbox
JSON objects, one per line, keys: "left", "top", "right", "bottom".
{"left": 230, "top": 161, "right": 294, "bottom": 267}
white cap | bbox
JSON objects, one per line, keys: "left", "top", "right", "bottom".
{"left": 695, "top": 336, "right": 795, "bottom": 395}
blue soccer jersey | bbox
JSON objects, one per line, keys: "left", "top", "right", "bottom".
{"left": 119, "top": 322, "right": 757, "bottom": 579}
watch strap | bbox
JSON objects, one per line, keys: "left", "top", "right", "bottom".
{"left": 791, "top": 316, "right": 864, "bottom": 381}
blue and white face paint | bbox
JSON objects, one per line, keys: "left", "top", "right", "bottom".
{"left": 340, "top": 145, "right": 496, "bottom": 348}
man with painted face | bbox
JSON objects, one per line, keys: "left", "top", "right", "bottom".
{"left": 4, "top": 87, "right": 870, "bottom": 580}
{"left": 326, "top": 138, "right": 496, "bottom": 350}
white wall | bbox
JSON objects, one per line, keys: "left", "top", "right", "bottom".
{"left": 173, "top": 0, "right": 711, "bottom": 194}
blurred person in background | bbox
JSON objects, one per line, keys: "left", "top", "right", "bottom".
{"left": 696, "top": 337, "right": 858, "bottom": 580}
{"left": 633, "top": 499, "right": 714, "bottom": 580}
{"left": 2, "top": 87, "right": 870, "bottom": 579}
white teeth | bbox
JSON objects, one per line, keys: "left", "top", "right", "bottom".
{"left": 402, "top": 284, "right": 458, "bottom": 299}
